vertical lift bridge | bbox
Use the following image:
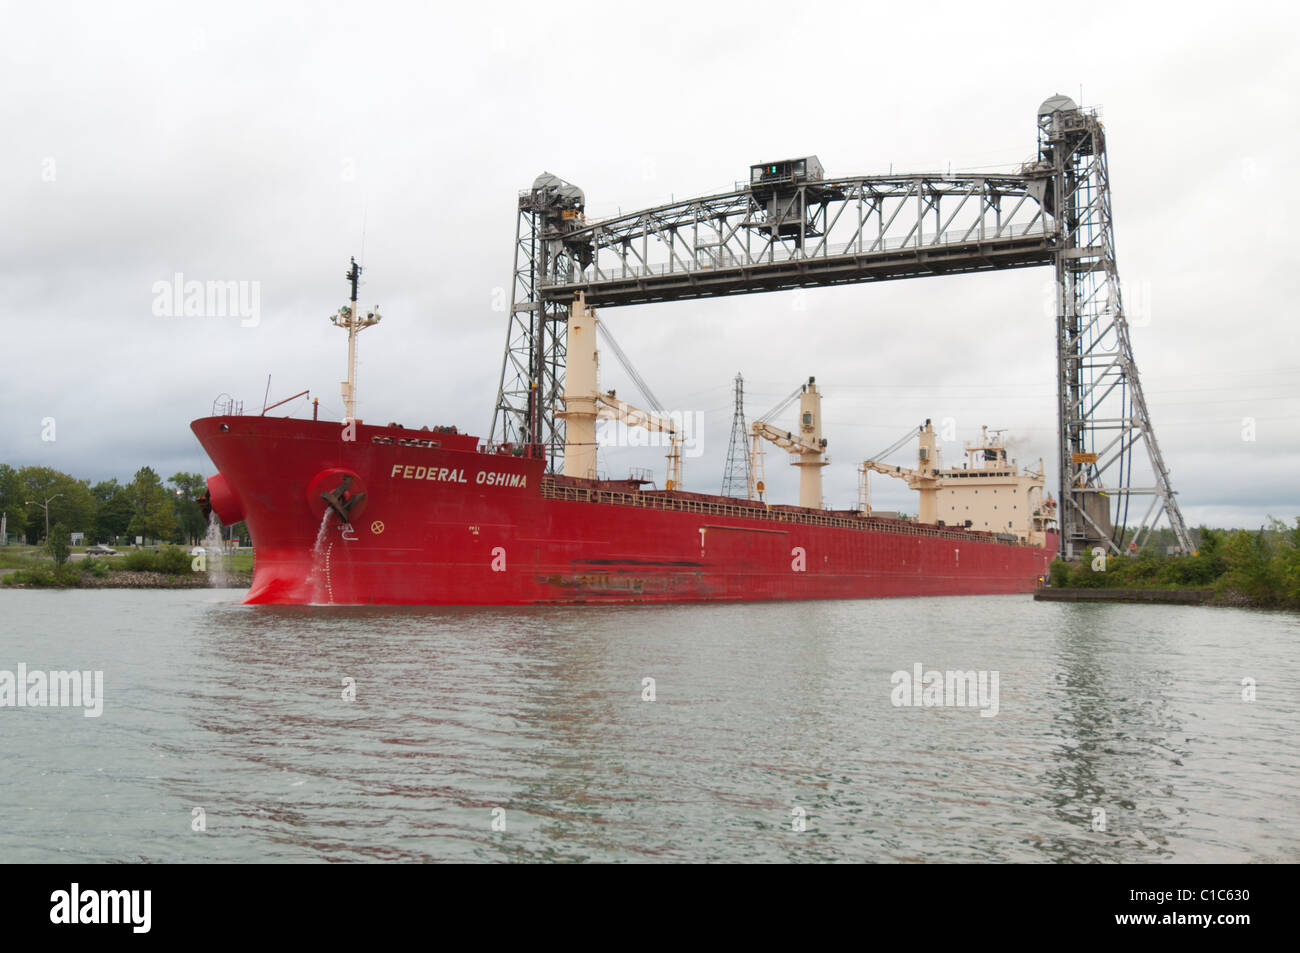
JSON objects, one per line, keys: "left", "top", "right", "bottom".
{"left": 489, "top": 96, "right": 1191, "bottom": 559}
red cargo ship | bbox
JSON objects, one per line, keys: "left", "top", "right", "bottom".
{"left": 192, "top": 262, "right": 1056, "bottom": 606}
{"left": 192, "top": 415, "right": 1057, "bottom": 606}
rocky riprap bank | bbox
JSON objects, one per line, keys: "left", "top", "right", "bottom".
{"left": 77, "top": 571, "right": 252, "bottom": 590}
{"left": 1035, "top": 588, "right": 1215, "bottom": 605}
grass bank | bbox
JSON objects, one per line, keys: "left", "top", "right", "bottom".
{"left": 2, "top": 546, "right": 253, "bottom": 589}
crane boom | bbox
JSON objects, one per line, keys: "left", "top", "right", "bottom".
{"left": 594, "top": 393, "right": 684, "bottom": 490}
{"left": 595, "top": 393, "right": 676, "bottom": 435}
{"left": 862, "top": 459, "right": 923, "bottom": 482}
{"left": 750, "top": 421, "right": 823, "bottom": 457}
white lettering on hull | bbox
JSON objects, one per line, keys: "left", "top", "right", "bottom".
{"left": 388, "top": 464, "right": 526, "bottom": 489}
{"left": 475, "top": 470, "right": 526, "bottom": 488}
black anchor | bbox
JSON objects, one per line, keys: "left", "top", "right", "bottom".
{"left": 320, "top": 474, "right": 366, "bottom": 523}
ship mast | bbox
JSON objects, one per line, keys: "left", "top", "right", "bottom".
{"left": 330, "top": 257, "right": 381, "bottom": 421}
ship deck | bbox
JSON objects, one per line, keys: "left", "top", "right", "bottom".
{"left": 540, "top": 475, "right": 1029, "bottom": 548}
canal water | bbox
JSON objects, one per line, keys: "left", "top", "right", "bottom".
{"left": 1, "top": 590, "right": 1296, "bottom": 862}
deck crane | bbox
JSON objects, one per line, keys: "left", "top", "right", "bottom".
{"left": 858, "top": 420, "right": 942, "bottom": 521}
{"left": 747, "top": 377, "right": 829, "bottom": 509}
{"left": 559, "top": 293, "right": 684, "bottom": 487}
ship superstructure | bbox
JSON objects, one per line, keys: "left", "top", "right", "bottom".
{"left": 860, "top": 421, "right": 1056, "bottom": 549}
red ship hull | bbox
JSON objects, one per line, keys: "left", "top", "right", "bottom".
{"left": 192, "top": 416, "right": 1055, "bottom": 605}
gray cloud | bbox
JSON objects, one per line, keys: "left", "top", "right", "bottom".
{"left": 3, "top": 1, "right": 1297, "bottom": 530}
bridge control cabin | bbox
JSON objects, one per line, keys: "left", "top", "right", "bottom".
{"left": 748, "top": 156, "right": 824, "bottom": 191}
{"left": 746, "top": 156, "right": 831, "bottom": 245}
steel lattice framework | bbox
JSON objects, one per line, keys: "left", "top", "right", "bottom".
{"left": 489, "top": 97, "right": 1192, "bottom": 558}
{"left": 1038, "top": 100, "right": 1192, "bottom": 557}
{"left": 550, "top": 174, "right": 1055, "bottom": 306}
{"left": 490, "top": 174, "right": 588, "bottom": 472}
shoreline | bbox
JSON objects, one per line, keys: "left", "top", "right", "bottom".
{"left": 1035, "top": 587, "right": 1215, "bottom": 605}
{"left": 1035, "top": 587, "right": 1286, "bottom": 610}
{"left": 4, "top": 570, "right": 252, "bottom": 590}
{"left": 4, "top": 575, "right": 1289, "bottom": 610}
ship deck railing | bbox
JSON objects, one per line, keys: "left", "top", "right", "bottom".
{"left": 539, "top": 478, "right": 1028, "bottom": 547}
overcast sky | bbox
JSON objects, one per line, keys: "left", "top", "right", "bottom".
{"left": 3, "top": 1, "right": 1297, "bottom": 529}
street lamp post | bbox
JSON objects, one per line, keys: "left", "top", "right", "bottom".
{"left": 25, "top": 493, "right": 63, "bottom": 541}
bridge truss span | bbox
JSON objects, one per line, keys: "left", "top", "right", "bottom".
{"left": 549, "top": 174, "right": 1055, "bottom": 306}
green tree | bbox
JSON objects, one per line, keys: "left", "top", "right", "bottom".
{"left": 0, "top": 463, "right": 29, "bottom": 542}
{"left": 90, "top": 478, "right": 120, "bottom": 503}
{"left": 125, "top": 467, "right": 177, "bottom": 543}
{"left": 1221, "top": 528, "right": 1276, "bottom": 602}
{"left": 1267, "top": 517, "right": 1300, "bottom": 608}
{"left": 167, "top": 472, "right": 208, "bottom": 545}
{"left": 87, "top": 478, "right": 124, "bottom": 543}
{"left": 46, "top": 522, "right": 71, "bottom": 567}
{"left": 17, "top": 466, "right": 95, "bottom": 541}
{"left": 95, "top": 492, "right": 134, "bottom": 543}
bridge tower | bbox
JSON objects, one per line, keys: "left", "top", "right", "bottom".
{"left": 1037, "top": 95, "right": 1192, "bottom": 557}
{"left": 489, "top": 173, "right": 591, "bottom": 471}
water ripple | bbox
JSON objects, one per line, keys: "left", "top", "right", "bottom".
{"left": 0, "top": 591, "right": 1297, "bottom": 862}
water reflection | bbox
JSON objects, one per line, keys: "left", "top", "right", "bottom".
{"left": 1039, "top": 605, "right": 1184, "bottom": 861}
{"left": 3, "top": 590, "right": 1294, "bottom": 862}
